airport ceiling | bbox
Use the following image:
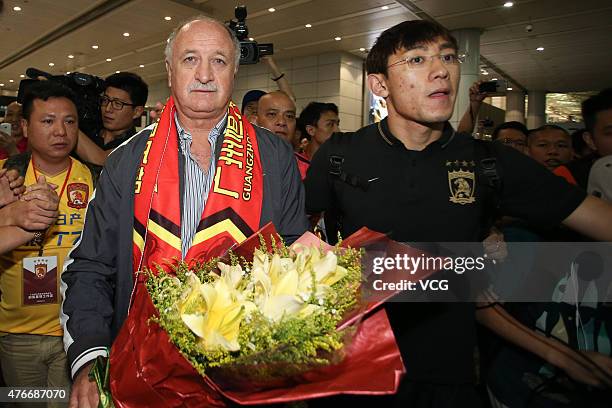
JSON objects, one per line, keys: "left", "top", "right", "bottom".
{"left": 0, "top": 0, "right": 611, "bottom": 95}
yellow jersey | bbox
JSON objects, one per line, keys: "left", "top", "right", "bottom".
{"left": 0, "top": 157, "right": 94, "bottom": 336}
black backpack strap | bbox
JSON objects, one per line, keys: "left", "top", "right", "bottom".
{"left": 473, "top": 140, "right": 503, "bottom": 238}
{"left": 328, "top": 151, "right": 370, "bottom": 191}
{"left": 2, "top": 152, "right": 31, "bottom": 177}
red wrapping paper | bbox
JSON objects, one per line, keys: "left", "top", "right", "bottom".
{"left": 109, "top": 225, "right": 434, "bottom": 407}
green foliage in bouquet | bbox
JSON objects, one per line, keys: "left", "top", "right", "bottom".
{"left": 145, "top": 240, "right": 362, "bottom": 379}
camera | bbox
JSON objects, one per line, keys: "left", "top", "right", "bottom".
{"left": 228, "top": 5, "right": 273, "bottom": 65}
{"left": 525, "top": 24, "right": 533, "bottom": 33}
{"left": 478, "top": 79, "right": 506, "bottom": 93}
{"left": 17, "top": 68, "right": 105, "bottom": 137}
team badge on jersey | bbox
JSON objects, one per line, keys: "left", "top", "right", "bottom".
{"left": 448, "top": 169, "right": 476, "bottom": 205}
{"left": 67, "top": 183, "right": 89, "bottom": 209}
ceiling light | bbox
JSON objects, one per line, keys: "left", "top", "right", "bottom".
{"left": 68, "top": 54, "right": 75, "bottom": 59}
{"left": 13, "top": 6, "right": 22, "bottom": 11}
{"left": 20, "top": 74, "right": 25, "bottom": 78}
{"left": 106, "top": 58, "right": 112, "bottom": 62}
{"left": 123, "top": 32, "right": 130, "bottom": 37}
{"left": 507, "top": 87, "right": 513, "bottom": 91}
{"left": 268, "top": 7, "right": 276, "bottom": 12}
{"left": 334, "top": 36, "right": 342, "bottom": 41}
{"left": 503, "top": 1, "right": 513, "bottom": 7}
{"left": 359, "top": 47, "right": 366, "bottom": 52}
{"left": 116, "top": 71, "right": 121, "bottom": 73}
{"left": 9, "top": 80, "right": 14, "bottom": 83}
{"left": 139, "top": 64, "right": 145, "bottom": 68}
{"left": 48, "top": 62, "right": 55, "bottom": 67}
{"left": 481, "top": 70, "right": 489, "bottom": 75}
{"left": 164, "top": 16, "right": 172, "bottom": 21}
{"left": 66, "top": 71, "right": 71, "bottom": 74}
{"left": 492, "top": 77, "right": 498, "bottom": 81}
{"left": 305, "top": 23, "right": 312, "bottom": 28}
{"left": 92, "top": 45, "right": 99, "bottom": 49}
{"left": 536, "top": 46, "right": 544, "bottom": 51}
{"left": 248, "top": 37, "right": 254, "bottom": 41}
{"left": 381, "top": 6, "right": 389, "bottom": 10}
{"left": 0, "top": 84, "right": 4, "bottom": 87}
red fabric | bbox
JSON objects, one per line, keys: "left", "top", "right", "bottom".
{"left": 553, "top": 165, "right": 577, "bottom": 185}
{"left": 295, "top": 151, "right": 310, "bottom": 181}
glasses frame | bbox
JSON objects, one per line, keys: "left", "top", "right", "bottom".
{"left": 387, "top": 53, "right": 466, "bottom": 69}
{"left": 100, "top": 94, "right": 136, "bottom": 110}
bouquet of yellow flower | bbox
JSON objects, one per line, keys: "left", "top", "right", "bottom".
{"left": 146, "top": 239, "right": 362, "bottom": 384}
{"left": 108, "top": 227, "right": 406, "bottom": 407}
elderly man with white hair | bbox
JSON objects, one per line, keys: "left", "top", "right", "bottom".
{"left": 61, "top": 16, "right": 307, "bottom": 407}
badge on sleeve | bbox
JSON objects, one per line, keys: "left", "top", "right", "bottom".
{"left": 22, "top": 255, "right": 58, "bottom": 305}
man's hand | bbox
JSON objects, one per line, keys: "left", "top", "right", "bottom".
{"left": 0, "top": 175, "right": 59, "bottom": 229}
{"left": 0, "top": 168, "right": 26, "bottom": 207}
{"left": 469, "top": 80, "right": 487, "bottom": 105}
{"left": 69, "top": 362, "right": 100, "bottom": 408}
{"left": 483, "top": 228, "right": 507, "bottom": 262}
{"left": 551, "top": 348, "right": 612, "bottom": 388}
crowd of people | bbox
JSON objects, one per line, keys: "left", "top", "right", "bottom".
{"left": 0, "top": 15, "right": 611, "bottom": 408}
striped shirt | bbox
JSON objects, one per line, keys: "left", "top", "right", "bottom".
{"left": 175, "top": 113, "right": 227, "bottom": 258}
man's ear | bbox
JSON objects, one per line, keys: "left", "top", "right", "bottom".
{"left": 367, "top": 73, "right": 389, "bottom": 98}
{"left": 165, "top": 61, "right": 172, "bottom": 89}
{"left": 20, "top": 118, "right": 28, "bottom": 139}
{"left": 305, "top": 124, "right": 316, "bottom": 138}
{"left": 583, "top": 131, "right": 597, "bottom": 151}
{"left": 132, "top": 106, "right": 145, "bottom": 120}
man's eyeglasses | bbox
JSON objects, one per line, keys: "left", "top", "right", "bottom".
{"left": 100, "top": 95, "right": 135, "bottom": 110}
{"left": 387, "top": 53, "right": 465, "bottom": 69}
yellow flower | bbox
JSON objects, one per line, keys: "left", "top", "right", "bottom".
{"left": 252, "top": 251, "right": 314, "bottom": 322}
{"left": 178, "top": 270, "right": 253, "bottom": 352}
{"left": 293, "top": 246, "right": 348, "bottom": 301}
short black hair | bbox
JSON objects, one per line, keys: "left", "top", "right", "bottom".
{"left": 104, "top": 72, "right": 149, "bottom": 107}
{"left": 298, "top": 102, "right": 339, "bottom": 139}
{"left": 528, "top": 124, "right": 570, "bottom": 139}
{"left": 581, "top": 88, "right": 612, "bottom": 133}
{"left": 492, "top": 121, "right": 529, "bottom": 141}
{"left": 22, "top": 81, "right": 78, "bottom": 121}
{"left": 366, "top": 20, "right": 458, "bottom": 76}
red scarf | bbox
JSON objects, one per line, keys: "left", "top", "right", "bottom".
{"left": 132, "top": 96, "right": 263, "bottom": 274}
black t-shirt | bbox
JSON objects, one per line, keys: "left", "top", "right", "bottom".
{"left": 304, "top": 119, "right": 586, "bottom": 384}
{"left": 94, "top": 127, "right": 137, "bottom": 151}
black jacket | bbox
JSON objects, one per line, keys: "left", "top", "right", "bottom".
{"left": 60, "top": 123, "right": 308, "bottom": 379}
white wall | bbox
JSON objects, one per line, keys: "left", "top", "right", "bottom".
{"left": 232, "top": 52, "right": 365, "bottom": 132}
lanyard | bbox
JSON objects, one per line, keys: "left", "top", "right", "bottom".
{"left": 30, "top": 157, "right": 73, "bottom": 255}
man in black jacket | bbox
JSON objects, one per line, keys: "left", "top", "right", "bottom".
{"left": 62, "top": 16, "right": 308, "bottom": 407}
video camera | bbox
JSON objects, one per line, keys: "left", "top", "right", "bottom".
{"left": 228, "top": 5, "right": 273, "bottom": 65}
{"left": 17, "top": 68, "right": 105, "bottom": 137}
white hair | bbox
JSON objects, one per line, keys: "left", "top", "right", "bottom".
{"left": 164, "top": 15, "right": 241, "bottom": 70}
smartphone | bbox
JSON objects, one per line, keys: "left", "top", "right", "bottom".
{"left": 479, "top": 80, "right": 506, "bottom": 93}
{"left": 0, "top": 122, "right": 11, "bottom": 135}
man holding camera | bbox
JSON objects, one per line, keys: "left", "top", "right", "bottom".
{"left": 62, "top": 15, "right": 307, "bottom": 407}
{"left": 75, "top": 72, "right": 148, "bottom": 165}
